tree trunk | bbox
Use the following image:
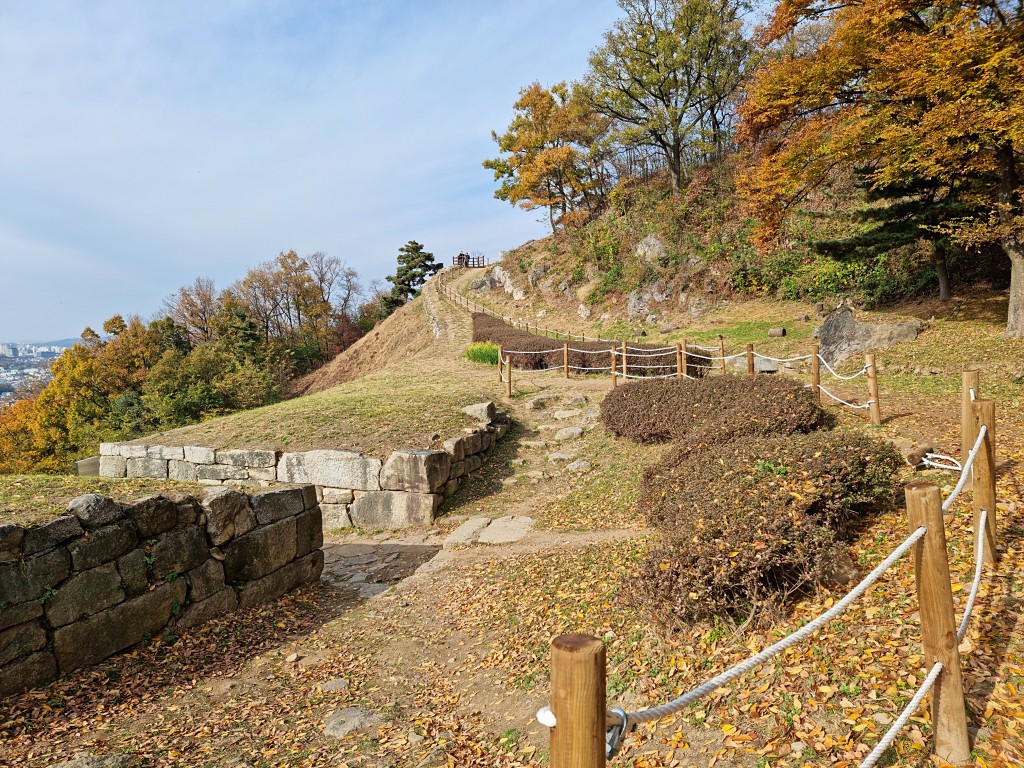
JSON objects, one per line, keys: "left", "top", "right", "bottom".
{"left": 934, "top": 241, "right": 951, "bottom": 301}
{"left": 1003, "top": 241, "right": 1024, "bottom": 337}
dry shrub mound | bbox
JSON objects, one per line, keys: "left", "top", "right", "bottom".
{"left": 636, "top": 431, "right": 903, "bottom": 625}
{"left": 472, "top": 313, "right": 710, "bottom": 375}
{"left": 600, "top": 375, "right": 833, "bottom": 444}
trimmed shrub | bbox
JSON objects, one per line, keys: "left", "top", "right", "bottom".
{"left": 600, "top": 375, "right": 832, "bottom": 445}
{"left": 634, "top": 431, "right": 903, "bottom": 625}
{"left": 465, "top": 342, "right": 499, "bottom": 365}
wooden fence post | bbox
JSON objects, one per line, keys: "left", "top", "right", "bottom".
{"left": 961, "top": 371, "right": 980, "bottom": 489}
{"left": 497, "top": 345, "right": 503, "bottom": 382}
{"left": 718, "top": 335, "right": 727, "bottom": 376}
{"left": 564, "top": 343, "right": 569, "bottom": 379}
{"left": 610, "top": 350, "right": 617, "bottom": 389}
{"left": 550, "top": 633, "right": 606, "bottom": 768}
{"left": 811, "top": 342, "right": 821, "bottom": 405}
{"left": 866, "top": 353, "right": 882, "bottom": 426}
{"left": 506, "top": 357, "right": 513, "bottom": 399}
{"left": 905, "top": 481, "right": 971, "bottom": 766}
{"left": 675, "top": 343, "right": 683, "bottom": 379}
{"left": 621, "top": 342, "right": 628, "bottom": 380}
{"left": 972, "top": 399, "right": 997, "bottom": 564}
{"left": 746, "top": 343, "right": 755, "bottom": 377}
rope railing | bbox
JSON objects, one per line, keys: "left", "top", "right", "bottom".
{"left": 859, "top": 661, "right": 944, "bottom": 768}
{"left": 958, "top": 507, "right": 988, "bottom": 642}
{"left": 817, "top": 355, "right": 869, "bottom": 381}
{"left": 942, "top": 423, "right": 987, "bottom": 513}
{"left": 817, "top": 384, "right": 874, "bottom": 410}
{"left": 752, "top": 351, "right": 813, "bottom": 363}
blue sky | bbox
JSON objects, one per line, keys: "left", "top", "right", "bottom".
{"left": 0, "top": 0, "right": 623, "bottom": 341}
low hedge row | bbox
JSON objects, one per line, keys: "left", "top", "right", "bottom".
{"left": 600, "top": 375, "right": 833, "bottom": 444}
{"left": 472, "top": 313, "right": 710, "bottom": 377}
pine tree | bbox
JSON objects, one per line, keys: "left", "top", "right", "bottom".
{"left": 385, "top": 241, "right": 440, "bottom": 310}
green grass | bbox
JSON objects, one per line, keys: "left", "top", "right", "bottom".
{"left": 0, "top": 475, "right": 200, "bottom": 528}
{"left": 465, "top": 342, "right": 499, "bottom": 365}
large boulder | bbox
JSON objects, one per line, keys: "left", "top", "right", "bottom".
{"left": 815, "top": 306, "right": 924, "bottom": 365}
{"left": 635, "top": 233, "right": 668, "bottom": 265}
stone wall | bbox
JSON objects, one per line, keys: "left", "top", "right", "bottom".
{"left": 97, "top": 407, "right": 511, "bottom": 530}
{"left": 0, "top": 486, "right": 323, "bottom": 696}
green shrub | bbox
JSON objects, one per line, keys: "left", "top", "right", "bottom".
{"left": 465, "top": 342, "right": 499, "bottom": 365}
{"left": 633, "top": 431, "right": 903, "bottom": 626}
{"left": 600, "top": 375, "right": 832, "bottom": 445}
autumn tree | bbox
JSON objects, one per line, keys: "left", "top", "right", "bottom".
{"left": 740, "top": 0, "right": 1024, "bottom": 334}
{"left": 385, "top": 241, "right": 440, "bottom": 310}
{"left": 586, "top": 0, "right": 751, "bottom": 194}
{"left": 484, "top": 81, "right": 613, "bottom": 229}
{"left": 164, "top": 277, "right": 219, "bottom": 345}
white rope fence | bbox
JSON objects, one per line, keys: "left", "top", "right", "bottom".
{"left": 958, "top": 508, "right": 988, "bottom": 642}
{"left": 942, "top": 424, "right": 987, "bottom": 513}
{"left": 818, "top": 355, "right": 869, "bottom": 381}
{"left": 858, "top": 661, "right": 944, "bottom": 768}
{"left": 818, "top": 384, "right": 874, "bottom": 410}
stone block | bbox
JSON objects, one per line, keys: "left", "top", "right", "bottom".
{"left": 186, "top": 558, "right": 225, "bottom": 602}
{"left": 462, "top": 432, "right": 482, "bottom": 456}
{"left": 69, "top": 520, "right": 137, "bottom": 571}
{"left": 237, "top": 559, "right": 302, "bottom": 610}
{"left": 320, "top": 504, "right": 352, "bottom": 530}
{"left": 168, "top": 460, "right": 198, "bottom": 482}
{"left": 449, "top": 460, "right": 466, "bottom": 479}
{"left": 0, "top": 620, "right": 46, "bottom": 667}
{"left": 250, "top": 487, "right": 304, "bottom": 525}
{"left": 380, "top": 449, "right": 452, "bottom": 494}
{"left": 299, "top": 549, "right": 324, "bottom": 584}
{"left": 442, "top": 478, "right": 459, "bottom": 497}
{"left": 0, "top": 651, "right": 57, "bottom": 697}
{"left": 461, "top": 402, "right": 496, "bottom": 422}
{"left": 216, "top": 448, "right": 277, "bottom": 468}
{"left": 197, "top": 479, "right": 223, "bottom": 486}
{"left": 201, "top": 488, "right": 256, "bottom": 546}
{"left": 295, "top": 507, "right": 323, "bottom": 558}
{"left": 176, "top": 498, "right": 200, "bottom": 526}
{"left": 99, "top": 442, "right": 120, "bottom": 456}
{"left": 554, "top": 426, "right": 584, "bottom": 441}
{"left": 52, "top": 579, "right": 186, "bottom": 673}
{"left": 23, "top": 514, "right": 82, "bottom": 557}
{"left": 277, "top": 450, "right": 382, "bottom": 491}
{"left": 321, "top": 487, "right": 354, "bottom": 505}
{"left": 125, "top": 495, "right": 178, "bottom": 537}
{"left": 177, "top": 586, "right": 237, "bottom": 628}
{"left": 480, "top": 432, "right": 493, "bottom": 451}
{"left": 99, "top": 455, "right": 127, "bottom": 478}
{"left": 150, "top": 526, "right": 209, "bottom": 580}
{"left": 196, "top": 464, "right": 248, "bottom": 481}
{"left": 118, "top": 444, "right": 149, "bottom": 459}
{"left": 117, "top": 549, "right": 149, "bottom": 596}
{"left": 0, "top": 548, "right": 70, "bottom": 605}
{"left": 299, "top": 485, "right": 318, "bottom": 509}
{"left": 184, "top": 445, "right": 216, "bottom": 464}
{"left": 465, "top": 455, "right": 483, "bottom": 474}
{"left": 247, "top": 466, "right": 277, "bottom": 482}
{"left": 0, "top": 599, "right": 42, "bottom": 632}
{"left": 442, "top": 437, "right": 465, "bottom": 462}
{"left": 0, "top": 524, "right": 24, "bottom": 564}
{"left": 348, "top": 491, "right": 440, "bottom": 529}
{"left": 45, "top": 562, "right": 125, "bottom": 628}
{"left": 495, "top": 422, "right": 509, "bottom": 439}
{"left": 147, "top": 445, "right": 184, "bottom": 460}
{"left": 75, "top": 456, "right": 100, "bottom": 477}
{"left": 126, "top": 457, "right": 168, "bottom": 479}
{"left": 67, "top": 494, "right": 123, "bottom": 529}
{"left": 223, "top": 517, "right": 297, "bottom": 582}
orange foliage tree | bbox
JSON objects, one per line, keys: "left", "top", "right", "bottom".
{"left": 739, "top": 0, "right": 1024, "bottom": 334}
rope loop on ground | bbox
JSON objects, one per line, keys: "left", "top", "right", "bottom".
{"left": 603, "top": 526, "right": 925, "bottom": 729}
{"left": 858, "top": 662, "right": 943, "bottom": 768}
{"left": 921, "top": 452, "right": 961, "bottom": 472}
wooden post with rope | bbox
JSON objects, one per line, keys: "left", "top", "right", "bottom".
{"left": 621, "top": 341, "right": 628, "bottom": 380}
{"left": 610, "top": 349, "right": 617, "bottom": 389}
{"left": 904, "top": 481, "right": 971, "bottom": 766}
{"left": 866, "top": 352, "right": 882, "bottom": 425}
{"left": 563, "top": 343, "right": 569, "bottom": 379}
{"left": 972, "top": 398, "right": 998, "bottom": 564}
{"left": 549, "top": 633, "right": 606, "bottom": 768}
{"left": 746, "top": 343, "right": 755, "bottom": 377}
{"left": 497, "top": 345, "right": 503, "bottom": 383}
{"left": 811, "top": 342, "right": 821, "bottom": 405}
{"left": 961, "top": 370, "right": 980, "bottom": 490}
{"left": 675, "top": 343, "right": 683, "bottom": 379}
{"left": 506, "top": 355, "right": 512, "bottom": 399}
{"left": 718, "top": 335, "right": 727, "bottom": 376}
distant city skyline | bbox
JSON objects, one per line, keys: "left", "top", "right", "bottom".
{"left": 0, "top": 1, "right": 624, "bottom": 340}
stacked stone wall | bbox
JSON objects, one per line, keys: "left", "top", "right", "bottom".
{"left": 98, "top": 409, "right": 511, "bottom": 530}
{"left": 0, "top": 486, "right": 323, "bottom": 696}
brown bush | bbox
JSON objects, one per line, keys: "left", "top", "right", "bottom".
{"left": 472, "top": 313, "right": 710, "bottom": 375}
{"left": 600, "top": 375, "right": 832, "bottom": 444}
{"left": 634, "top": 431, "right": 903, "bottom": 625}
